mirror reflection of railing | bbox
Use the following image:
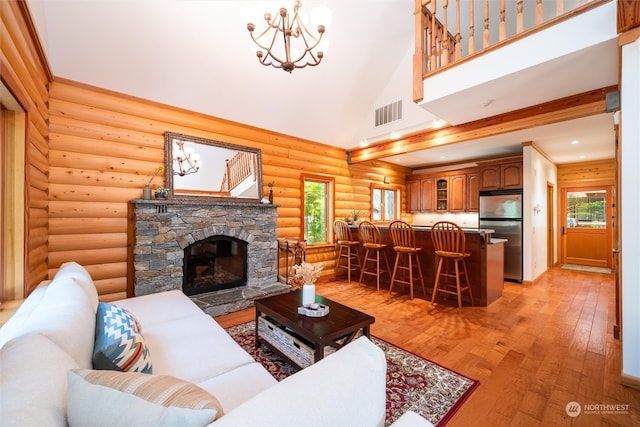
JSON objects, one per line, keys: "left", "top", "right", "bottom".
{"left": 220, "top": 150, "right": 258, "bottom": 195}
{"left": 414, "top": 0, "right": 608, "bottom": 86}
{"left": 164, "top": 132, "right": 263, "bottom": 202}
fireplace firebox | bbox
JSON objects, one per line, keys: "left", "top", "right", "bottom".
{"left": 183, "top": 236, "right": 247, "bottom": 296}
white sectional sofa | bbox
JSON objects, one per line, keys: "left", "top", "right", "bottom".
{"left": 0, "top": 262, "right": 431, "bottom": 426}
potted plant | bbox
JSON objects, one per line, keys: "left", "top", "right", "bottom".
{"left": 346, "top": 209, "right": 361, "bottom": 224}
{"left": 154, "top": 186, "right": 168, "bottom": 199}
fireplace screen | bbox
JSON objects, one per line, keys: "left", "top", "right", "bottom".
{"left": 183, "top": 236, "right": 247, "bottom": 296}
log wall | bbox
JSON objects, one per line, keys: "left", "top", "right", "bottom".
{"left": 48, "top": 80, "right": 411, "bottom": 300}
{"left": 557, "top": 159, "right": 616, "bottom": 186}
{"left": 1, "top": 1, "right": 50, "bottom": 294}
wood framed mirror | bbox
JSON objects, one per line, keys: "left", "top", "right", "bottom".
{"left": 164, "top": 132, "right": 263, "bottom": 202}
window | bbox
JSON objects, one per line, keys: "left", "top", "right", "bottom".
{"left": 302, "top": 174, "right": 334, "bottom": 244}
{"left": 371, "top": 185, "right": 399, "bottom": 222}
{"left": 566, "top": 190, "right": 606, "bottom": 229}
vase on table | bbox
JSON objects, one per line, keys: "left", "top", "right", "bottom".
{"left": 142, "top": 185, "right": 151, "bottom": 200}
{"left": 302, "top": 283, "right": 315, "bottom": 306}
{"left": 268, "top": 188, "right": 274, "bottom": 204}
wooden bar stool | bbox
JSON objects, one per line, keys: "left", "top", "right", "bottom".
{"left": 388, "top": 220, "right": 426, "bottom": 299}
{"left": 357, "top": 221, "right": 392, "bottom": 290}
{"left": 430, "top": 221, "right": 474, "bottom": 312}
{"left": 333, "top": 219, "right": 361, "bottom": 283}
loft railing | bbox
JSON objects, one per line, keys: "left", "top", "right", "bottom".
{"left": 220, "top": 150, "right": 257, "bottom": 193}
{"left": 413, "top": 0, "right": 611, "bottom": 101}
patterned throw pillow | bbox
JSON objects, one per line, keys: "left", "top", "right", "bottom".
{"left": 67, "top": 369, "right": 224, "bottom": 426}
{"left": 93, "top": 302, "right": 152, "bottom": 373}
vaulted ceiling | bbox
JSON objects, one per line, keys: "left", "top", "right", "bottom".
{"left": 27, "top": 0, "right": 618, "bottom": 168}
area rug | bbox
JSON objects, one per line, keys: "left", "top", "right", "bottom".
{"left": 561, "top": 264, "right": 611, "bottom": 274}
{"left": 226, "top": 321, "right": 479, "bottom": 426}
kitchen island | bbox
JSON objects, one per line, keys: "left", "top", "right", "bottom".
{"left": 350, "top": 224, "right": 505, "bottom": 307}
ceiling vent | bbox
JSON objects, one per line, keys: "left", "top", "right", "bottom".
{"left": 375, "top": 100, "right": 402, "bottom": 127}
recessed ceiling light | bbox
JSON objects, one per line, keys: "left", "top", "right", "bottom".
{"left": 390, "top": 131, "right": 401, "bottom": 139}
{"left": 440, "top": 156, "right": 446, "bottom": 159}
{"left": 359, "top": 140, "right": 369, "bottom": 147}
{"left": 579, "top": 155, "right": 587, "bottom": 159}
{"left": 571, "top": 140, "right": 580, "bottom": 145}
{"left": 395, "top": 158, "right": 401, "bottom": 162}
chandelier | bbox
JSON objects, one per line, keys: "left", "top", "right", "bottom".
{"left": 173, "top": 141, "right": 201, "bottom": 176}
{"left": 246, "top": 1, "right": 330, "bottom": 73}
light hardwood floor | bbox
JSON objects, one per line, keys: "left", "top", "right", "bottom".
{"left": 216, "top": 266, "right": 640, "bottom": 426}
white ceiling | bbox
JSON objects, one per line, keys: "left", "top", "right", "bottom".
{"left": 27, "top": 0, "right": 618, "bottom": 169}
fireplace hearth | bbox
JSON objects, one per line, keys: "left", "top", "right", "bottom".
{"left": 129, "top": 199, "right": 289, "bottom": 316}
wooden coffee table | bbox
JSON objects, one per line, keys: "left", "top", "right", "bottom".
{"left": 254, "top": 290, "right": 375, "bottom": 370}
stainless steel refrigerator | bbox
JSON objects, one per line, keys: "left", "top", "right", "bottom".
{"left": 479, "top": 189, "right": 523, "bottom": 282}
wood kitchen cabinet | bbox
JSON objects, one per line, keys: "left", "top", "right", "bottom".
{"left": 449, "top": 174, "right": 466, "bottom": 212}
{"left": 408, "top": 170, "right": 479, "bottom": 212}
{"left": 466, "top": 172, "right": 480, "bottom": 212}
{"left": 479, "top": 161, "right": 523, "bottom": 190}
{"left": 408, "top": 177, "right": 435, "bottom": 212}
{"left": 435, "top": 177, "right": 448, "bottom": 211}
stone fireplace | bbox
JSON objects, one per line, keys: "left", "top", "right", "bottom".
{"left": 129, "top": 199, "right": 289, "bottom": 316}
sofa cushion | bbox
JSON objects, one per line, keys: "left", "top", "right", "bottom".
{"left": 93, "top": 302, "right": 152, "bottom": 373}
{"left": 50, "top": 261, "right": 99, "bottom": 311}
{"left": 197, "top": 362, "right": 277, "bottom": 413}
{"left": 114, "top": 290, "right": 208, "bottom": 328}
{"left": 15, "top": 270, "right": 97, "bottom": 368}
{"left": 67, "top": 369, "right": 223, "bottom": 426}
{"left": 132, "top": 314, "right": 255, "bottom": 384}
{"left": 0, "top": 281, "right": 50, "bottom": 349}
{"left": 213, "top": 336, "right": 387, "bottom": 427}
{"left": 0, "top": 333, "right": 79, "bottom": 426}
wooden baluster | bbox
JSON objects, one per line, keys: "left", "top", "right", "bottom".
{"left": 455, "top": 0, "right": 461, "bottom": 60}
{"left": 516, "top": 0, "right": 524, "bottom": 33}
{"left": 442, "top": 0, "right": 449, "bottom": 66}
{"left": 536, "top": 0, "right": 543, "bottom": 25}
{"left": 468, "top": 0, "right": 475, "bottom": 55}
{"left": 483, "top": 0, "right": 489, "bottom": 48}
{"left": 556, "top": 0, "right": 564, "bottom": 16}
{"left": 430, "top": 0, "right": 437, "bottom": 72}
{"left": 412, "top": 0, "right": 425, "bottom": 102}
{"left": 499, "top": 0, "right": 506, "bottom": 41}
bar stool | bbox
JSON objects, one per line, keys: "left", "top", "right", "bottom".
{"left": 333, "top": 219, "right": 361, "bottom": 283}
{"left": 388, "top": 220, "right": 426, "bottom": 299}
{"left": 358, "top": 221, "right": 392, "bottom": 290}
{"left": 430, "top": 221, "right": 474, "bottom": 312}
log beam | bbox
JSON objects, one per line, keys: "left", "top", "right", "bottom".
{"left": 347, "top": 86, "right": 616, "bottom": 164}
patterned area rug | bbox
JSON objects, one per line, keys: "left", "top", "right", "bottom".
{"left": 226, "top": 321, "right": 479, "bottom": 426}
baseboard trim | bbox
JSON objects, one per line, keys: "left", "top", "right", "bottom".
{"left": 621, "top": 373, "right": 640, "bottom": 390}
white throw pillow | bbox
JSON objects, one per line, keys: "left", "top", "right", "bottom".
{"left": 0, "top": 333, "right": 79, "bottom": 426}
{"left": 67, "top": 369, "right": 224, "bottom": 426}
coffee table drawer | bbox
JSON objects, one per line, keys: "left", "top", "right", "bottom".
{"left": 258, "top": 317, "right": 336, "bottom": 369}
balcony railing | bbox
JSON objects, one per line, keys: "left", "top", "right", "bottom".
{"left": 413, "top": 0, "right": 611, "bottom": 101}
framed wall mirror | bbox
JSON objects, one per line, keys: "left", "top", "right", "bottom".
{"left": 164, "top": 132, "right": 263, "bottom": 202}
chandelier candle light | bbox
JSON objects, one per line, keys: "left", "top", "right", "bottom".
{"left": 245, "top": 1, "right": 331, "bottom": 73}
{"left": 173, "top": 140, "right": 201, "bottom": 176}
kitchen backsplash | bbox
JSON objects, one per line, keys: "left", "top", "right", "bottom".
{"left": 412, "top": 212, "right": 479, "bottom": 228}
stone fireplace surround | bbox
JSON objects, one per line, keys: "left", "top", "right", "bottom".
{"left": 130, "top": 199, "right": 289, "bottom": 317}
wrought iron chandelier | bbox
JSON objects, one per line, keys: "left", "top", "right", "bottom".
{"left": 246, "top": 1, "right": 330, "bottom": 73}
{"left": 173, "top": 141, "right": 201, "bottom": 176}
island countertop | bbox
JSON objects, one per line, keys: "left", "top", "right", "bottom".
{"left": 349, "top": 223, "right": 504, "bottom": 306}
